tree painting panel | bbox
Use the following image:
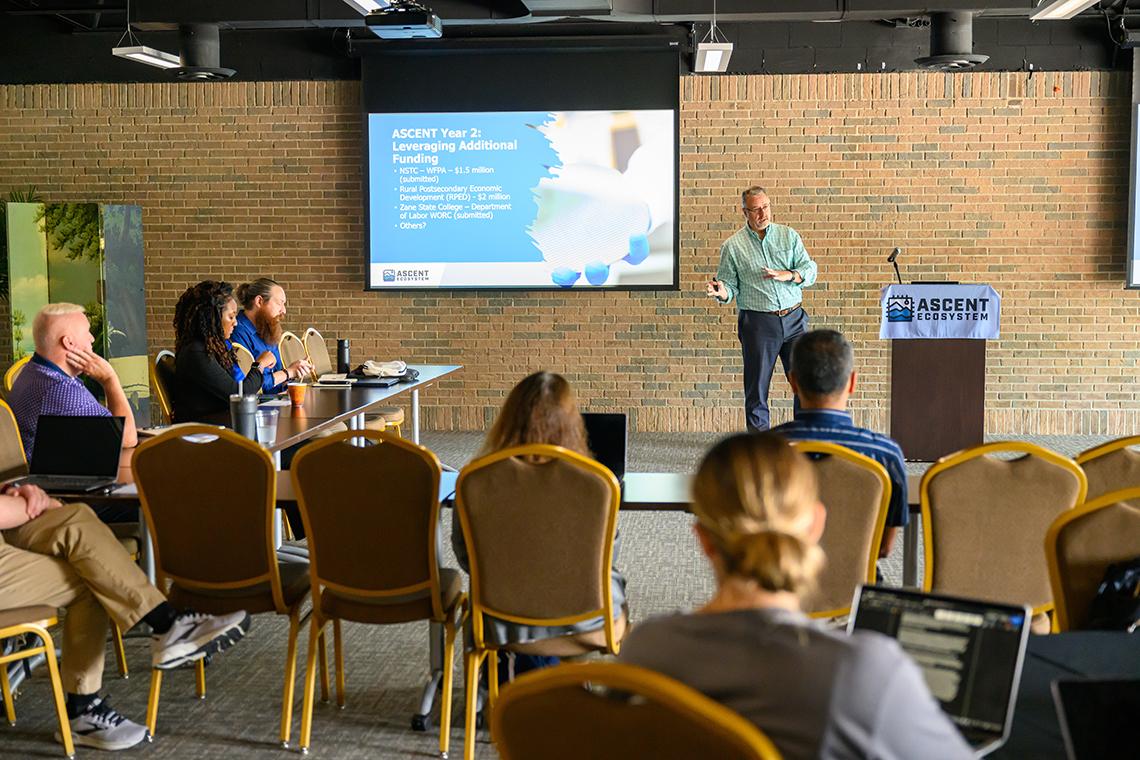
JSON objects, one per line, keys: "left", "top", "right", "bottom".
{"left": 5, "top": 203, "right": 50, "bottom": 361}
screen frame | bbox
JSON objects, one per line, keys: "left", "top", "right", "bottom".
{"left": 360, "top": 44, "right": 681, "bottom": 292}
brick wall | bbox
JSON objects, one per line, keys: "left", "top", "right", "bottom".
{"left": 0, "top": 72, "right": 1135, "bottom": 434}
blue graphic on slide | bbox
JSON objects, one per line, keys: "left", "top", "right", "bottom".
{"left": 369, "top": 109, "right": 674, "bottom": 288}
{"left": 372, "top": 112, "right": 557, "bottom": 263}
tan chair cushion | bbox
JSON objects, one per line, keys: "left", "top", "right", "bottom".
{"left": 111, "top": 523, "right": 141, "bottom": 557}
{"left": 928, "top": 453, "right": 1082, "bottom": 609}
{"left": 0, "top": 605, "right": 57, "bottom": 629}
{"left": 321, "top": 567, "right": 462, "bottom": 625}
{"left": 460, "top": 456, "right": 614, "bottom": 620}
{"left": 1054, "top": 500, "right": 1140, "bottom": 629}
{"left": 805, "top": 455, "right": 884, "bottom": 613}
{"left": 1081, "top": 449, "right": 1140, "bottom": 503}
{"left": 364, "top": 407, "right": 404, "bottom": 427}
{"left": 168, "top": 560, "right": 310, "bottom": 615}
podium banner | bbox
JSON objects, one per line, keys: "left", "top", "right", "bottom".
{"left": 880, "top": 284, "right": 1000, "bottom": 340}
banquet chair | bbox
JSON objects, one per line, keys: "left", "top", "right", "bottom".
{"left": 0, "top": 606, "right": 73, "bottom": 758}
{"left": 1075, "top": 436, "right": 1140, "bottom": 502}
{"left": 3, "top": 355, "right": 30, "bottom": 394}
{"left": 302, "top": 326, "right": 404, "bottom": 436}
{"left": 151, "top": 351, "right": 176, "bottom": 424}
{"left": 232, "top": 343, "right": 256, "bottom": 377}
{"left": 278, "top": 332, "right": 308, "bottom": 376}
{"left": 492, "top": 662, "right": 782, "bottom": 760}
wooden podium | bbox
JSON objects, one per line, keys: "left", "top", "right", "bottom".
{"left": 883, "top": 283, "right": 998, "bottom": 462}
{"left": 889, "top": 339, "right": 985, "bottom": 461}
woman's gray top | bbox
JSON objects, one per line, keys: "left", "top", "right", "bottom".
{"left": 619, "top": 607, "right": 974, "bottom": 760}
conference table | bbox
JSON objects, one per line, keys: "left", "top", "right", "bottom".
{"left": 79, "top": 365, "right": 462, "bottom": 580}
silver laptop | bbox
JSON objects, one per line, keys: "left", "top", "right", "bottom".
{"left": 21, "top": 415, "right": 124, "bottom": 493}
{"left": 848, "top": 585, "right": 1031, "bottom": 756}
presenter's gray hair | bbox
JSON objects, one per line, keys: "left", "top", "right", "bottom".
{"left": 790, "top": 330, "right": 854, "bottom": 398}
{"left": 741, "top": 186, "right": 769, "bottom": 207}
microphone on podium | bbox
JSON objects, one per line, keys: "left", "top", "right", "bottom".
{"left": 887, "top": 247, "right": 903, "bottom": 284}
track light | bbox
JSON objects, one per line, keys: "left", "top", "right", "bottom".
{"left": 1030, "top": 0, "right": 1101, "bottom": 21}
{"left": 342, "top": 0, "right": 387, "bottom": 13}
{"left": 112, "top": 45, "right": 180, "bottom": 70}
{"left": 694, "top": 42, "right": 733, "bottom": 73}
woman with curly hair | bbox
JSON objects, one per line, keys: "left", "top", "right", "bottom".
{"left": 171, "top": 280, "right": 264, "bottom": 423}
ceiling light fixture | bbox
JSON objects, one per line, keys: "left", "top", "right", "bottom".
{"left": 342, "top": 0, "right": 388, "bottom": 13}
{"left": 111, "top": 0, "right": 180, "bottom": 70}
{"left": 1030, "top": 0, "right": 1102, "bottom": 21}
{"left": 694, "top": 0, "right": 732, "bottom": 73}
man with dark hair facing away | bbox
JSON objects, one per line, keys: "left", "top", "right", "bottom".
{"left": 771, "top": 329, "right": 908, "bottom": 561}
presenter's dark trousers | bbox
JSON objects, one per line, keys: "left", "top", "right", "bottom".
{"left": 738, "top": 306, "right": 809, "bottom": 432}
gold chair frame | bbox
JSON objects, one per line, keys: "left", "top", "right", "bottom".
{"left": 492, "top": 662, "right": 782, "bottom": 760}
{"left": 133, "top": 425, "right": 320, "bottom": 747}
{"left": 920, "top": 441, "right": 1088, "bottom": 620}
{"left": 3, "top": 355, "right": 31, "bottom": 394}
{"left": 291, "top": 429, "right": 468, "bottom": 757}
{"left": 456, "top": 444, "right": 623, "bottom": 760}
{"left": 1045, "top": 486, "right": 1140, "bottom": 632}
{"left": 0, "top": 610, "right": 74, "bottom": 758}
{"left": 1075, "top": 435, "right": 1140, "bottom": 501}
{"left": 150, "top": 350, "right": 175, "bottom": 424}
{"left": 788, "top": 440, "right": 891, "bottom": 619}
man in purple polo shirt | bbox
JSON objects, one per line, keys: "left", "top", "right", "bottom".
{"left": 8, "top": 303, "right": 139, "bottom": 460}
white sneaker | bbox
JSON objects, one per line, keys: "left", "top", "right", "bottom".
{"left": 56, "top": 696, "right": 148, "bottom": 751}
{"left": 151, "top": 610, "right": 251, "bottom": 670}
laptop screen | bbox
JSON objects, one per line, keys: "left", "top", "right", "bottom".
{"left": 849, "top": 586, "right": 1029, "bottom": 738}
{"left": 31, "top": 415, "right": 124, "bottom": 477}
{"left": 1054, "top": 679, "right": 1140, "bottom": 760}
{"left": 581, "top": 412, "right": 627, "bottom": 483}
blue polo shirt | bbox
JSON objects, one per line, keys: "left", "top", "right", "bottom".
{"left": 772, "top": 409, "right": 909, "bottom": 527}
{"left": 230, "top": 312, "right": 282, "bottom": 392}
{"left": 8, "top": 353, "right": 112, "bottom": 459}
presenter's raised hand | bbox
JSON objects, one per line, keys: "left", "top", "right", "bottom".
{"left": 762, "top": 267, "right": 795, "bottom": 282}
{"left": 706, "top": 278, "right": 728, "bottom": 300}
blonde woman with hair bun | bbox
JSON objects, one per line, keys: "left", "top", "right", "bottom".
{"left": 620, "top": 433, "right": 971, "bottom": 760}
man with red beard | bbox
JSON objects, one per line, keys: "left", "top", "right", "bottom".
{"left": 231, "top": 278, "right": 313, "bottom": 393}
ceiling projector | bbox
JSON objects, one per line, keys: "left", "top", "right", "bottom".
{"left": 365, "top": 1, "right": 442, "bottom": 39}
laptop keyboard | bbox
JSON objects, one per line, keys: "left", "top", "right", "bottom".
{"left": 25, "top": 475, "right": 115, "bottom": 492}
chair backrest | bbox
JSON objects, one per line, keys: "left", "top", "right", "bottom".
{"left": 290, "top": 430, "right": 447, "bottom": 619}
{"left": 3, "top": 355, "right": 30, "bottom": 393}
{"left": 921, "top": 441, "right": 1087, "bottom": 612}
{"left": 151, "top": 350, "right": 176, "bottom": 424}
{"left": 1076, "top": 436, "right": 1140, "bottom": 503}
{"left": 232, "top": 342, "right": 255, "bottom": 376}
{"left": 1046, "top": 487, "right": 1140, "bottom": 631}
{"left": 0, "top": 399, "right": 28, "bottom": 481}
{"left": 492, "top": 662, "right": 782, "bottom": 760}
{"left": 303, "top": 328, "right": 333, "bottom": 377}
{"left": 278, "top": 331, "right": 308, "bottom": 371}
{"left": 132, "top": 425, "right": 286, "bottom": 610}
{"left": 456, "top": 444, "right": 621, "bottom": 652}
{"left": 789, "top": 441, "right": 890, "bottom": 618}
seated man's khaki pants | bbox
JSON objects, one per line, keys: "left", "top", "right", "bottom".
{"left": 0, "top": 503, "right": 166, "bottom": 695}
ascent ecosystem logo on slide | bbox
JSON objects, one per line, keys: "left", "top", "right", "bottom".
{"left": 886, "top": 295, "right": 914, "bottom": 322}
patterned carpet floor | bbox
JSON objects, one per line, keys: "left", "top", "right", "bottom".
{"left": 1, "top": 431, "right": 1107, "bottom": 759}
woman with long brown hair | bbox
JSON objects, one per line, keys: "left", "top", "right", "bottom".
{"left": 619, "top": 432, "right": 970, "bottom": 759}
{"left": 171, "top": 280, "right": 263, "bottom": 422}
{"left": 452, "top": 371, "right": 627, "bottom": 678}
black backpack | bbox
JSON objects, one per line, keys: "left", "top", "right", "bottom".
{"left": 1086, "top": 556, "right": 1140, "bottom": 631}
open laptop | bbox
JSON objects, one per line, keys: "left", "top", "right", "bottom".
{"left": 581, "top": 412, "right": 628, "bottom": 487}
{"left": 20, "top": 415, "right": 125, "bottom": 493}
{"left": 848, "top": 585, "right": 1031, "bottom": 756}
{"left": 1053, "top": 679, "right": 1140, "bottom": 760}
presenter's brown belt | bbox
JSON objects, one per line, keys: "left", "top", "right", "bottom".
{"left": 767, "top": 304, "right": 802, "bottom": 317}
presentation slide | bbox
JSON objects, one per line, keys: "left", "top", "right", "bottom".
{"left": 367, "top": 109, "right": 676, "bottom": 289}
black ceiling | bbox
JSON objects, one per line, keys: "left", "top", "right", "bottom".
{"left": 0, "top": 0, "right": 1131, "bottom": 83}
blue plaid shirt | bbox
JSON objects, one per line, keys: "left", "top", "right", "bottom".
{"left": 772, "top": 409, "right": 909, "bottom": 527}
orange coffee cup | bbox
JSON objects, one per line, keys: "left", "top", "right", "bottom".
{"left": 287, "top": 382, "right": 308, "bottom": 407}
